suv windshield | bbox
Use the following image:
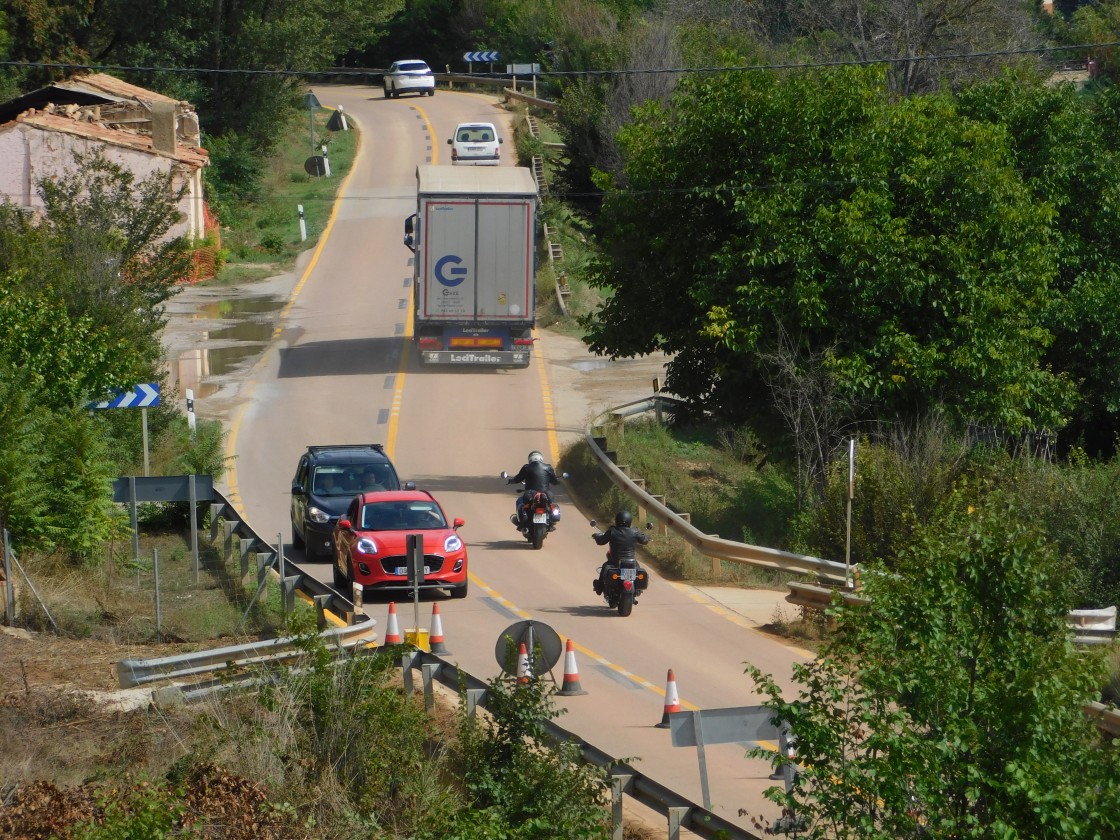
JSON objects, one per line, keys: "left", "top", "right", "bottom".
{"left": 312, "top": 463, "right": 397, "bottom": 496}
{"left": 398, "top": 62, "right": 430, "bottom": 73}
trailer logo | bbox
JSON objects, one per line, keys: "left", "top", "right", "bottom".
{"left": 434, "top": 255, "right": 468, "bottom": 287}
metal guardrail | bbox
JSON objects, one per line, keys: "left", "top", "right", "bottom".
{"left": 1085, "top": 701, "right": 1120, "bottom": 737}
{"left": 406, "top": 651, "right": 765, "bottom": 840}
{"left": 587, "top": 398, "right": 852, "bottom": 584}
{"left": 117, "top": 622, "right": 376, "bottom": 688}
{"left": 206, "top": 490, "right": 361, "bottom": 620}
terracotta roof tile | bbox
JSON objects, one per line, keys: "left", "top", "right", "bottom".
{"left": 13, "top": 111, "right": 208, "bottom": 167}
{"left": 63, "top": 73, "right": 181, "bottom": 105}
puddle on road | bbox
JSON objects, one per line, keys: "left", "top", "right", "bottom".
{"left": 571, "top": 359, "right": 614, "bottom": 372}
{"left": 165, "top": 295, "right": 284, "bottom": 401}
{"left": 195, "top": 297, "right": 286, "bottom": 320}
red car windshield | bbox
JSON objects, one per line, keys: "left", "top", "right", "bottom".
{"left": 361, "top": 502, "right": 446, "bottom": 531}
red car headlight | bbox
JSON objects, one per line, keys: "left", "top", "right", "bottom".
{"left": 356, "top": 538, "right": 378, "bottom": 555}
{"left": 444, "top": 535, "right": 462, "bottom": 552}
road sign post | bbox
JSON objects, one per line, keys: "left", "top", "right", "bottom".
{"left": 463, "top": 50, "right": 501, "bottom": 73}
{"left": 407, "top": 533, "right": 424, "bottom": 633}
{"left": 90, "top": 384, "right": 160, "bottom": 476}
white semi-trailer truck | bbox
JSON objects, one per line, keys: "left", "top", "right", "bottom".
{"left": 403, "top": 165, "right": 538, "bottom": 366}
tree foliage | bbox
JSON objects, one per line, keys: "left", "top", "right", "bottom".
{"left": 5, "top": 0, "right": 403, "bottom": 149}
{"left": 748, "top": 490, "right": 1120, "bottom": 837}
{"left": 0, "top": 150, "right": 207, "bottom": 556}
{"left": 585, "top": 64, "right": 1075, "bottom": 443}
{"left": 956, "top": 77, "right": 1120, "bottom": 455}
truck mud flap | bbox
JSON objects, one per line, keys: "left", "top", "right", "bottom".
{"left": 421, "top": 349, "right": 530, "bottom": 367}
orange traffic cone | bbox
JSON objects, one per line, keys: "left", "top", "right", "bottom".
{"left": 655, "top": 668, "right": 681, "bottom": 728}
{"left": 516, "top": 641, "right": 532, "bottom": 684}
{"left": 429, "top": 603, "right": 450, "bottom": 655}
{"left": 556, "top": 639, "right": 587, "bottom": 696}
{"left": 384, "top": 601, "right": 402, "bottom": 645}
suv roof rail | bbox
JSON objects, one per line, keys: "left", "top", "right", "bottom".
{"left": 308, "top": 444, "right": 385, "bottom": 454}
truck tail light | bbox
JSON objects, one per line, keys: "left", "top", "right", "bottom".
{"left": 513, "top": 338, "right": 536, "bottom": 346}
{"left": 418, "top": 337, "right": 442, "bottom": 350}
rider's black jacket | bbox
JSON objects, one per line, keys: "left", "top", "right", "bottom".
{"left": 593, "top": 525, "right": 650, "bottom": 563}
{"left": 510, "top": 461, "right": 558, "bottom": 494}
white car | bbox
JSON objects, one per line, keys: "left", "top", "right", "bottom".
{"left": 448, "top": 122, "right": 502, "bottom": 165}
{"left": 384, "top": 60, "right": 435, "bottom": 98}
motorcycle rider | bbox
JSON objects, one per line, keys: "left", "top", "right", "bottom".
{"left": 592, "top": 510, "right": 650, "bottom": 595}
{"left": 507, "top": 450, "right": 560, "bottom": 530}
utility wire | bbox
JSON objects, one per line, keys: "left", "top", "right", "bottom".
{"left": 0, "top": 41, "right": 1117, "bottom": 79}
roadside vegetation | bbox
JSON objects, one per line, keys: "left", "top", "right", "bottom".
{"left": 5, "top": 0, "right": 1120, "bottom": 835}
{"left": 0, "top": 614, "right": 617, "bottom": 839}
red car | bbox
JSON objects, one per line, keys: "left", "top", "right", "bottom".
{"left": 332, "top": 490, "right": 468, "bottom": 600}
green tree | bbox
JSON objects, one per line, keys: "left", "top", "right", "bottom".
{"left": 448, "top": 664, "right": 610, "bottom": 838}
{"left": 0, "top": 151, "right": 191, "bottom": 394}
{"left": 5, "top": 0, "right": 403, "bottom": 149}
{"left": 585, "top": 63, "right": 1074, "bottom": 444}
{"left": 956, "top": 77, "right": 1120, "bottom": 456}
{"left": 747, "top": 490, "right": 1120, "bottom": 837}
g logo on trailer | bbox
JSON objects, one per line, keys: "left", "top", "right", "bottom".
{"left": 435, "top": 255, "right": 468, "bottom": 287}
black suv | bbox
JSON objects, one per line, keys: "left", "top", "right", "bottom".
{"left": 290, "top": 444, "right": 410, "bottom": 559}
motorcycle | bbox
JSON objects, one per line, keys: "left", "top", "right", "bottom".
{"left": 591, "top": 519, "right": 653, "bottom": 617}
{"left": 501, "top": 470, "right": 569, "bottom": 549}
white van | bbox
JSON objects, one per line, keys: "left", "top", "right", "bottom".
{"left": 448, "top": 122, "right": 502, "bottom": 165}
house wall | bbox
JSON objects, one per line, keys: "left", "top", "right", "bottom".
{"left": 0, "top": 122, "right": 203, "bottom": 240}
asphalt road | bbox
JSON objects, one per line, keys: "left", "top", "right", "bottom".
{"left": 179, "top": 83, "right": 808, "bottom": 835}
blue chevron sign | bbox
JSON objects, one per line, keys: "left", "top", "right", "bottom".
{"left": 463, "top": 51, "right": 501, "bottom": 63}
{"left": 91, "top": 383, "right": 161, "bottom": 409}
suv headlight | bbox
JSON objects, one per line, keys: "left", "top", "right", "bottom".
{"left": 309, "top": 506, "right": 330, "bottom": 524}
{"left": 444, "top": 534, "right": 462, "bottom": 553}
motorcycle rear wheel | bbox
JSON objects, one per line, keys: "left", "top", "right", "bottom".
{"left": 531, "top": 522, "right": 546, "bottom": 550}
{"left": 618, "top": 591, "right": 634, "bottom": 617}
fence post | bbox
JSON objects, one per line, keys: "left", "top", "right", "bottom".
{"left": 3, "top": 529, "right": 14, "bottom": 625}
{"left": 153, "top": 548, "right": 162, "bottom": 637}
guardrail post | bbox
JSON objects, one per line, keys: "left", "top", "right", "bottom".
{"left": 209, "top": 505, "right": 222, "bottom": 542}
{"left": 610, "top": 774, "right": 633, "bottom": 840}
{"left": 239, "top": 539, "right": 252, "bottom": 580}
{"left": 651, "top": 497, "right": 668, "bottom": 535}
{"left": 257, "top": 552, "right": 271, "bottom": 586}
{"left": 466, "top": 687, "right": 486, "bottom": 718}
{"left": 350, "top": 583, "right": 364, "bottom": 624}
{"left": 668, "top": 806, "right": 688, "bottom": 840}
{"left": 281, "top": 576, "right": 299, "bottom": 615}
{"left": 313, "top": 594, "right": 331, "bottom": 629}
{"left": 422, "top": 662, "right": 439, "bottom": 710}
{"left": 222, "top": 520, "right": 235, "bottom": 563}
{"left": 401, "top": 653, "right": 415, "bottom": 694}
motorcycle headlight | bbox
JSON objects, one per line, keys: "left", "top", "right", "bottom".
{"left": 356, "top": 538, "right": 378, "bottom": 555}
{"left": 309, "top": 506, "right": 330, "bottom": 524}
{"left": 444, "top": 534, "right": 463, "bottom": 552}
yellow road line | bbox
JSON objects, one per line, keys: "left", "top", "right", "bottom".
{"left": 468, "top": 574, "right": 698, "bottom": 709}
{"left": 385, "top": 103, "right": 436, "bottom": 459}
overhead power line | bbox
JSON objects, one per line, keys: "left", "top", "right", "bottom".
{"left": 0, "top": 41, "right": 1117, "bottom": 80}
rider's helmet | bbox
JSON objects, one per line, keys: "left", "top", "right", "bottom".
{"left": 615, "top": 510, "right": 632, "bottom": 527}
{"left": 528, "top": 450, "right": 544, "bottom": 463}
